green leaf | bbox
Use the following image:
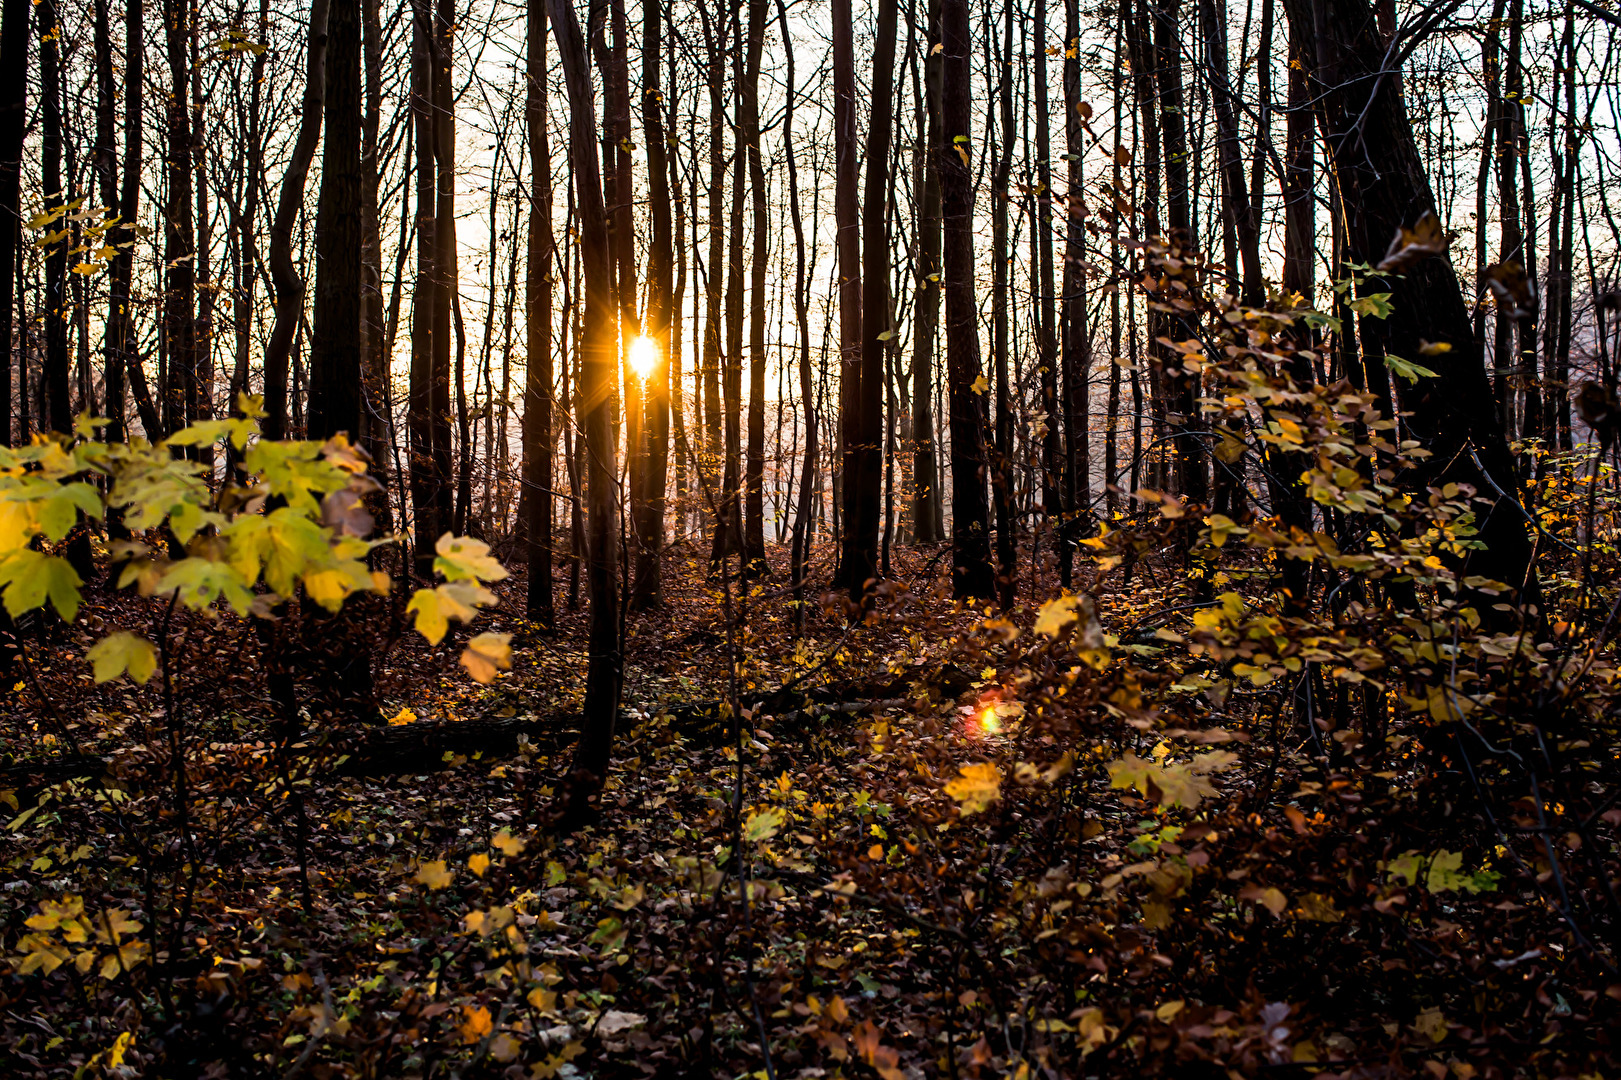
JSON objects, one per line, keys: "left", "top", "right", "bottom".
{"left": 742, "top": 808, "right": 785, "bottom": 843}
{"left": 1348, "top": 292, "right": 1394, "bottom": 319}
{"left": 1383, "top": 354, "right": 1438, "bottom": 383}
{"left": 86, "top": 632, "right": 158, "bottom": 684}
{"left": 0, "top": 549, "right": 83, "bottom": 620}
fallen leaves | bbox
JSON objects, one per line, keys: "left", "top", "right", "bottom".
{"left": 944, "top": 762, "right": 1002, "bottom": 816}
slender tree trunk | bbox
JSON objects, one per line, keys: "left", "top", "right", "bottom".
{"left": 360, "top": 0, "right": 392, "bottom": 525}
{"left": 910, "top": 0, "right": 943, "bottom": 545}
{"left": 991, "top": 0, "right": 1014, "bottom": 608}
{"left": 1060, "top": 0, "right": 1090, "bottom": 577}
{"left": 408, "top": 0, "right": 439, "bottom": 574}
{"left": 0, "top": 0, "right": 24, "bottom": 448}
{"left": 698, "top": 4, "right": 726, "bottom": 562}
{"left": 310, "top": 0, "right": 364, "bottom": 444}
{"left": 741, "top": 0, "right": 771, "bottom": 576}
{"left": 1153, "top": 0, "right": 1206, "bottom": 505}
{"left": 941, "top": 0, "right": 992, "bottom": 599}
{"left": 1200, "top": 0, "right": 1263, "bottom": 304}
{"left": 548, "top": 0, "right": 621, "bottom": 821}
{"left": 631, "top": 0, "right": 673, "bottom": 606}
{"left": 779, "top": 0, "right": 816, "bottom": 621}
{"left": 525, "top": 0, "right": 555, "bottom": 624}
{"left": 39, "top": 0, "right": 68, "bottom": 436}
{"left": 431, "top": 0, "right": 456, "bottom": 545}
{"left": 832, "top": 0, "right": 863, "bottom": 589}
{"left": 265, "top": 0, "right": 329, "bottom": 440}
{"left": 162, "top": 0, "right": 196, "bottom": 442}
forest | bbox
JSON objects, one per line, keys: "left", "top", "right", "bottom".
{"left": 2, "top": 0, "right": 1620, "bottom": 1072}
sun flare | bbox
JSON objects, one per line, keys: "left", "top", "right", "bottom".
{"left": 628, "top": 335, "right": 659, "bottom": 380}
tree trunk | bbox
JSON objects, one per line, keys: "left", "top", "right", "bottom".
{"left": 39, "top": 0, "right": 69, "bottom": 436}
{"left": 264, "top": 0, "right": 329, "bottom": 440}
{"left": 991, "top": 0, "right": 1014, "bottom": 608}
{"left": 911, "top": 0, "right": 943, "bottom": 545}
{"left": 832, "top": 0, "right": 863, "bottom": 590}
{"left": 309, "top": 0, "right": 364, "bottom": 444}
{"left": 0, "top": 0, "right": 23, "bottom": 448}
{"left": 941, "top": 0, "right": 992, "bottom": 600}
{"left": 524, "top": 0, "right": 555, "bottom": 625}
{"left": 742, "top": 0, "right": 771, "bottom": 576}
{"left": 162, "top": 0, "right": 196, "bottom": 442}
{"left": 631, "top": 0, "right": 673, "bottom": 607}
{"left": 1286, "top": 0, "right": 1536, "bottom": 606}
{"left": 548, "top": 0, "right": 621, "bottom": 822}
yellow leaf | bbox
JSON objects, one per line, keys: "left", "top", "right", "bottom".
{"left": 1155, "top": 1000, "right": 1185, "bottom": 1022}
{"left": 1034, "top": 594, "right": 1080, "bottom": 638}
{"left": 528, "top": 986, "right": 559, "bottom": 1014}
{"left": 85, "top": 632, "right": 157, "bottom": 685}
{"left": 943, "top": 762, "right": 1002, "bottom": 816}
{"left": 469, "top": 852, "right": 491, "bottom": 878}
{"left": 1411, "top": 1007, "right": 1447, "bottom": 1043}
{"left": 386, "top": 706, "right": 417, "bottom": 726}
{"left": 868, "top": 843, "right": 885, "bottom": 860}
{"left": 460, "top": 632, "right": 513, "bottom": 683}
{"left": 492, "top": 829, "right": 526, "bottom": 857}
{"left": 970, "top": 374, "right": 989, "bottom": 395}
{"left": 415, "top": 860, "right": 453, "bottom": 890}
{"left": 1260, "top": 887, "right": 1287, "bottom": 915}
{"left": 743, "top": 807, "right": 785, "bottom": 843}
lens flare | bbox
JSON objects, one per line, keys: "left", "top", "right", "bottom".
{"left": 628, "top": 335, "right": 659, "bottom": 380}
{"left": 979, "top": 705, "right": 1002, "bottom": 735}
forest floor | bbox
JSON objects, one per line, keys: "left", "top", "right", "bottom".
{"left": 4, "top": 535, "right": 1620, "bottom": 1078}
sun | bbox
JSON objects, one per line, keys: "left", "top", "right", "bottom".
{"left": 628, "top": 335, "right": 659, "bottom": 380}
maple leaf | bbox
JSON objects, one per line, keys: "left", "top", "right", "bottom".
{"left": 458, "top": 1004, "right": 493, "bottom": 1044}
{"left": 944, "top": 762, "right": 1002, "bottom": 816}
{"left": 468, "top": 852, "right": 491, "bottom": 878}
{"left": 86, "top": 632, "right": 157, "bottom": 685}
{"left": 743, "top": 807, "right": 785, "bottom": 843}
{"left": 492, "top": 829, "right": 526, "bottom": 857}
{"left": 460, "top": 632, "right": 513, "bottom": 683}
{"left": 415, "top": 860, "right": 453, "bottom": 889}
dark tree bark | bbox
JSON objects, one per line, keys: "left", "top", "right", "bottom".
{"left": 408, "top": 0, "right": 438, "bottom": 573}
{"left": 359, "top": 0, "right": 393, "bottom": 520}
{"left": 714, "top": 10, "right": 746, "bottom": 566}
{"left": 941, "top": 0, "right": 992, "bottom": 600}
{"left": 841, "top": 0, "right": 899, "bottom": 596}
{"left": 162, "top": 0, "right": 197, "bottom": 441}
{"left": 742, "top": 0, "right": 771, "bottom": 577}
{"left": 431, "top": 0, "right": 456, "bottom": 543}
{"left": 39, "top": 0, "right": 68, "bottom": 436}
{"left": 548, "top": 0, "right": 621, "bottom": 822}
{"left": 1152, "top": 0, "right": 1206, "bottom": 505}
{"left": 1060, "top": 0, "right": 1091, "bottom": 576}
{"left": 911, "top": 0, "right": 943, "bottom": 545}
{"left": 781, "top": 0, "right": 816, "bottom": 620}
{"left": 631, "top": 0, "right": 673, "bottom": 607}
{"left": 990, "top": 0, "right": 1014, "bottom": 608}
{"left": 1200, "top": 0, "right": 1263, "bottom": 305}
{"left": 309, "top": 0, "right": 364, "bottom": 443}
{"left": 264, "top": 0, "right": 329, "bottom": 440}
{"left": 831, "top": 0, "right": 862, "bottom": 589}
{"left": 1286, "top": 0, "right": 1536, "bottom": 605}
{"left": 93, "top": 0, "right": 122, "bottom": 442}
{"left": 524, "top": 0, "right": 555, "bottom": 625}
{"left": 1035, "top": 0, "right": 1060, "bottom": 565}
{"left": 0, "top": 0, "right": 23, "bottom": 448}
